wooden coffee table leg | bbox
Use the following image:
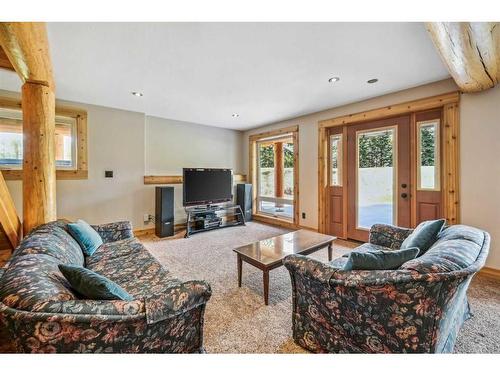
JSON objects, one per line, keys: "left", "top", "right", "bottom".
{"left": 263, "top": 269, "right": 269, "bottom": 305}
{"left": 328, "top": 243, "right": 333, "bottom": 261}
{"left": 237, "top": 254, "right": 242, "bottom": 287}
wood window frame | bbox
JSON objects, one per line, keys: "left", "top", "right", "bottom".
{"left": 0, "top": 96, "right": 88, "bottom": 180}
{"left": 318, "top": 91, "right": 460, "bottom": 236}
{"left": 249, "top": 125, "right": 299, "bottom": 226}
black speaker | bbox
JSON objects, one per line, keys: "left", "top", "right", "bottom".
{"left": 236, "top": 183, "right": 252, "bottom": 222}
{"left": 155, "top": 186, "right": 174, "bottom": 237}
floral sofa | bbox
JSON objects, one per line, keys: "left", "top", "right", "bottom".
{"left": 0, "top": 220, "right": 212, "bottom": 353}
{"left": 283, "top": 223, "right": 490, "bottom": 353}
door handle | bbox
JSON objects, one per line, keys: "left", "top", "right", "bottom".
{"left": 401, "top": 193, "right": 408, "bottom": 199}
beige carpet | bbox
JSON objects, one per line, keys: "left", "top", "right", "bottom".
{"left": 141, "top": 221, "right": 500, "bottom": 354}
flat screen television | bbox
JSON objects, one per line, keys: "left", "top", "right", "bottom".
{"left": 183, "top": 168, "right": 233, "bottom": 206}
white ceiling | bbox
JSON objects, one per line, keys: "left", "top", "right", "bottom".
{"left": 0, "top": 23, "right": 449, "bottom": 130}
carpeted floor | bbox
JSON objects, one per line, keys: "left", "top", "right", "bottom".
{"left": 1, "top": 221, "right": 498, "bottom": 353}
{"left": 140, "top": 221, "right": 500, "bottom": 354}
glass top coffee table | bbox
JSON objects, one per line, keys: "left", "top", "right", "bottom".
{"left": 233, "top": 229, "right": 336, "bottom": 305}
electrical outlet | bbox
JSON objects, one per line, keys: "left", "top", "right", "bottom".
{"left": 143, "top": 214, "right": 150, "bottom": 223}
{"left": 302, "top": 212, "right": 306, "bottom": 219}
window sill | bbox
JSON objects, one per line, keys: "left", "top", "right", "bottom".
{"left": 1, "top": 169, "right": 88, "bottom": 180}
{"left": 252, "top": 213, "right": 298, "bottom": 229}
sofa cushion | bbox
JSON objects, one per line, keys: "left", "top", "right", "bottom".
{"left": 12, "top": 221, "right": 84, "bottom": 266}
{"left": 0, "top": 254, "right": 77, "bottom": 311}
{"left": 86, "top": 237, "right": 179, "bottom": 298}
{"left": 401, "top": 219, "right": 445, "bottom": 255}
{"left": 400, "top": 225, "right": 485, "bottom": 273}
{"left": 343, "top": 247, "right": 419, "bottom": 271}
{"left": 68, "top": 219, "right": 103, "bottom": 256}
{"left": 329, "top": 256, "right": 348, "bottom": 268}
{"left": 58, "top": 264, "right": 133, "bottom": 301}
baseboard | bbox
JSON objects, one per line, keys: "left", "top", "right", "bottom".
{"left": 133, "top": 227, "right": 155, "bottom": 236}
{"left": 299, "top": 225, "right": 319, "bottom": 232}
{"left": 479, "top": 267, "right": 500, "bottom": 281}
{"left": 252, "top": 214, "right": 319, "bottom": 232}
{"left": 252, "top": 214, "right": 298, "bottom": 230}
{"left": 134, "top": 223, "right": 187, "bottom": 237}
{"left": 135, "top": 219, "right": 319, "bottom": 237}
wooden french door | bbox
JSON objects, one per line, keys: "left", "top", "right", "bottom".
{"left": 326, "top": 110, "right": 445, "bottom": 242}
{"left": 346, "top": 116, "right": 411, "bottom": 242}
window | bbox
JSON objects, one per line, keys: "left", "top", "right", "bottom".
{"left": 250, "top": 126, "right": 299, "bottom": 224}
{"left": 330, "top": 134, "right": 342, "bottom": 186}
{"left": 0, "top": 109, "right": 77, "bottom": 169}
{"left": 256, "top": 136, "right": 294, "bottom": 219}
{"left": 417, "top": 120, "right": 440, "bottom": 190}
{"left": 0, "top": 97, "right": 88, "bottom": 180}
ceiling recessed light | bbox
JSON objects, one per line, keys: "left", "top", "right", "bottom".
{"left": 367, "top": 78, "right": 378, "bottom": 84}
{"left": 232, "top": 113, "right": 240, "bottom": 118}
{"left": 131, "top": 91, "right": 144, "bottom": 97}
{"left": 328, "top": 76, "right": 340, "bottom": 83}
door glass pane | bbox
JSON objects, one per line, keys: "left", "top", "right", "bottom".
{"left": 357, "top": 128, "right": 395, "bottom": 229}
{"left": 283, "top": 142, "right": 294, "bottom": 199}
{"left": 256, "top": 136, "right": 294, "bottom": 220}
{"left": 330, "top": 135, "right": 342, "bottom": 186}
{"left": 418, "top": 121, "right": 439, "bottom": 190}
{"left": 258, "top": 143, "right": 274, "bottom": 197}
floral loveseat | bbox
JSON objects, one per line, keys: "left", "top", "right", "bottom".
{"left": 283, "top": 223, "right": 490, "bottom": 353}
{"left": 0, "top": 220, "right": 212, "bottom": 353}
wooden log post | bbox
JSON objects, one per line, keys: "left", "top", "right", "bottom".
{"left": 426, "top": 22, "right": 500, "bottom": 92}
{"left": 0, "top": 22, "right": 57, "bottom": 233}
{"left": 22, "top": 82, "right": 57, "bottom": 232}
{"left": 0, "top": 171, "right": 22, "bottom": 249}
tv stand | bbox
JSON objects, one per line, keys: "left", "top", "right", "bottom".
{"left": 185, "top": 204, "right": 245, "bottom": 238}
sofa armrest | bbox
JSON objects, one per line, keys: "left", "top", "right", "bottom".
{"left": 283, "top": 254, "right": 338, "bottom": 285}
{"left": 143, "top": 280, "right": 212, "bottom": 324}
{"left": 38, "top": 299, "right": 145, "bottom": 318}
{"left": 369, "top": 224, "right": 413, "bottom": 249}
{"left": 91, "top": 221, "right": 134, "bottom": 243}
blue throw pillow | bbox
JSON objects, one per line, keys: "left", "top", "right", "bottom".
{"left": 58, "top": 264, "right": 133, "bottom": 301}
{"left": 401, "top": 219, "right": 446, "bottom": 255}
{"left": 67, "top": 219, "right": 103, "bottom": 256}
{"left": 342, "top": 247, "right": 420, "bottom": 271}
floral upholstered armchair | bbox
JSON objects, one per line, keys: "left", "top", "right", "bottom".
{"left": 283, "top": 223, "right": 490, "bottom": 353}
{"left": 0, "top": 220, "right": 212, "bottom": 353}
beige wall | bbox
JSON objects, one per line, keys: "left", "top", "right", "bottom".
{"left": 2, "top": 91, "right": 244, "bottom": 230}
{"left": 144, "top": 116, "right": 244, "bottom": 224}
{"left": 3, "top": 79, "right": 499, "bottom": 268}
{"left": 5, "top": 100, "right": 149, "bottom": 229}
{"left": 243, "top": 78, "right": 500, "bottom": 269}
{"left": 460, "top": 85, "right": 500, "bottom": 269}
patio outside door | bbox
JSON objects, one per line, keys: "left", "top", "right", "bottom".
{"left": 347, "top": 116, "right": 411, "bottom": 242}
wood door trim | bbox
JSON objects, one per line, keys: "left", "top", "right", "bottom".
{"left": 319, "top": 91, "right": 459, "bottom": 128}
{"left": 318, "top": 92, "right": 460, "bottom": 235}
